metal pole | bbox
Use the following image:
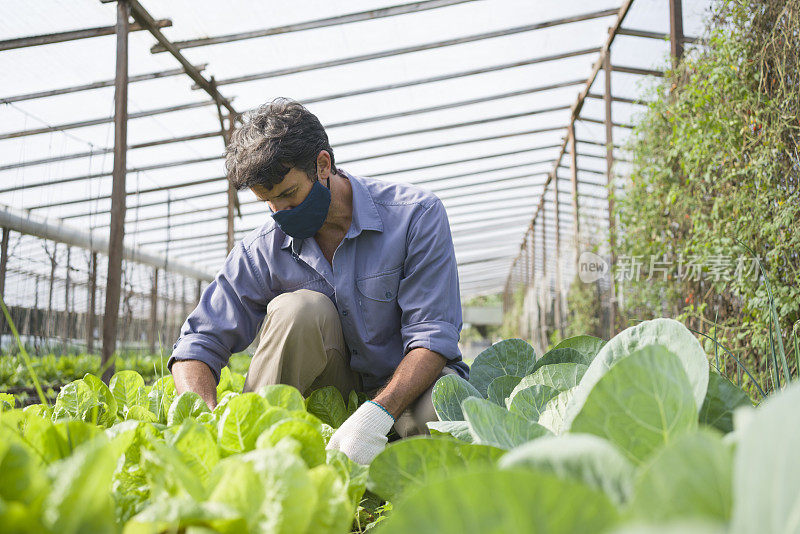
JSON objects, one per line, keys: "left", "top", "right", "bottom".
{"left": 604, "top": 49, "right": 616, "bottom": 339}
{"left": 149, "top": 268, "right": 158, "bottom": 353}
{"left": 0, "top": 228, "right": 8, "bottom": 336}
{"left": 552, "top": 176, "right": 563, "bottom": 338}
{"left": 196, "top": 279, "right": 202, "bottom": 304}
{"left": 87, "top": 252, "right": 97, "bottom": 353}
{"left": 63, "top": 246, "right": 71, "bottom": 351}
{"left": 568, "top": 121, "right": 581, "bottom": 268}
{"left": 0, "top": 19, "right": 170, "bottom": 51}
{"left": 669, "top": 0, "right": 684, "bottom": 67}
{"left": 101, "top": 0, "right": 129, "bottom": 383}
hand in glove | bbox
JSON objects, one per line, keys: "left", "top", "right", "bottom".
{"left": 326, "top": 400, "right": 395, "bottom": 464}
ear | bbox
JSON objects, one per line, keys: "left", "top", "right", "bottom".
{"left": 316, "top": 150, "right": 333, "bottom": 179}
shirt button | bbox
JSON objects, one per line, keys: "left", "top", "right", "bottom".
{"left": 385, "top": 291, "right": 392, "bottom": 299}
{"left": 352, "top": 349, "right": 358, "bottom": 355}
{"left": 342, "top": 309, "right": 348, "bottom": 317}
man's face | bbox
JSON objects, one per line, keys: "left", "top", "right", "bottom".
{"left": 250, "top": 167, "right": 315, "bottom": 213}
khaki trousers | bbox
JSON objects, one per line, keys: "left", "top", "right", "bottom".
{"left": 243, "top": 289, "right": 452, "bottom": 438}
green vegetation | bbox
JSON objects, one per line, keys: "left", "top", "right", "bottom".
{"left": 367, "top": 318, "right": 799, "bottom": 533}
{"left": 0, "top": 350, "right": 251, "bottom": 406}
{"left": 614, "top": 0, "right": 800, "bottom": 392}
{"left": 5, "top": 306, "right": 800, "bottom": 532}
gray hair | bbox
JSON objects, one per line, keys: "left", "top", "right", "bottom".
{"left": 225, "top": 98, "right": 336, "bottom": 190}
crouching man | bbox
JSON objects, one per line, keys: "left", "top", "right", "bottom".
{"left": 169, "top": 98, "right": 468, "bottom": 464}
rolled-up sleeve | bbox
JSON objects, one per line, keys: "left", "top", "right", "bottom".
{"left": 397, "top": 198, "right": 462, "bottom": 360}
{"left": 168, "top": 241, "right": 272, "bottom": 383}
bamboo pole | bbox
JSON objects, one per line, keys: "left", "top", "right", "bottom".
{"left": 101, "top": 0, "right": 129, "bottom": 383}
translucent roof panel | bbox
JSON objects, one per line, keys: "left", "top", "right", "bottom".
{"left": 0, "top": 0, "right": 716, "bottom": 298}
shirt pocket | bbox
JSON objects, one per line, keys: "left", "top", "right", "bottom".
{"left": 356, "top": 266, "right": 402, "bottom": 343}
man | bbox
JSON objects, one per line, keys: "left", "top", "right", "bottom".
{"left": 169, "top": 98, "right": 468, "bottom": 465}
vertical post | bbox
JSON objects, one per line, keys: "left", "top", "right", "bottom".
{"left": 215, "top": 101, "right": 237, "bottom": 253}
{"left": 540, "top": 196, "right": 549, "bottom": 342}
{"left": 87, "top": 252, "right": 97, "bottom": 352}
{"left": 227, "top": 182, "right": 236, "bottom": 251}
{"left": 149, "top": 267, "right": 159, "bottom": 353}
{"left": 47, "top": 243, "right": 57, "bottom": 341}
{"left": 195, "top": 279, "right": 202, "bottom": 304}
{"left": 552, "top": 175, "right": 563, "bottom": 338}
{"left": 181, "top": 276, "right": 189, "bottom": 322}
{"left": 669, "top": 0, "right": 684, "bottom": 68}
{"left": 101, "top": 0, "right": 129, "bottom": 383}
{"left": 568, "top": 121, "right": 581, "bottom": 267}
{"left": 604, "top": 50, "right": 617, "bottom": 339}
{"left": 0, "top": 228, "right": 9, "bottom": 336}
{"left": 524, "top": 234, "right": 530, "bottom": 291}
{"left": 63, "top": 246, "right": 71, "bottom": 350}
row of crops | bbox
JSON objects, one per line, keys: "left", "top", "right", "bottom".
{"left": 1, "top": 317, "right": 797, "bottom": 533}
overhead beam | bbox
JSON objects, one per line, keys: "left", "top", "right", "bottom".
{"left": 59, "top": 144, "right": 564, "bottom": 222}
{"left": 300, "top": 48, "right": 600, "bottom": 106}
{"left": 153, "top": 0, "right": 479, "bottom": 53}
{"left": 1, "top": 76, "right": 578, "bottom": 181}
{"left": 0, "top": 18, "right": 171, "bottom": 51}
{"left": 116, "top": 0, "right": 236, "bottom": 116}
{"left": 0, "top": 130, "right": 219, "bottom": 173}
{"left": 339, "top": 125, "right": 564, "bottom": 164}
{"left": 611, "top": 65, "right": 664, "bottom": 77}
{"left": 208, "top": 8, "right": 618, "bottom": 87}
{"left": 326, "top": 78, "right": 586, "bottom": 130}
{"left": 0, "top": 64, "right": 207, "bottom": 104}
{"left": 336, "top": 104, "right": 570, "bottom": 148}
{"left": 586, "top": 93, "right": 648, "bottom": 105}
{"left": 578, "top": 117, "right": 634, "bottom": 129}
{"left": 26, "top": 176, "right": 225, "bottom": 211}
{"left": 0, "top": 99, "right": 216, "bottom": 140}
{"left": 617, "top": 27, "right": 697, "bottom": 43}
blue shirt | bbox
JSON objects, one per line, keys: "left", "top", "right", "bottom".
{"left": 169, "top": 169, "right": 468, "bottom": 390}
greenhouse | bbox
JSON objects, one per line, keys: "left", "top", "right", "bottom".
{"left": 0, "top": 0, "right": 798, "bottom": 532}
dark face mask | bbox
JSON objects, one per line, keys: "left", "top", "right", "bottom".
{"left": 270, "top": 176, "right": 331, "bottom": 239}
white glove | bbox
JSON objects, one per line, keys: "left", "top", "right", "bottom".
{"left": 326, "top": 401, "right": 395, "bottom": 465}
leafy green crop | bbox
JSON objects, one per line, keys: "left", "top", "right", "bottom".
{"left": 372, "top": 319, "right": 800, "bottom": 533}
{"left": 0, "top": 369, "right": 365, "bottom": 534}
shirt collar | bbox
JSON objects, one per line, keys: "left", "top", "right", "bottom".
{"left": 279, "top": 169, "right": 383, "bottom": 253}
{"left": 343, "top": 169, "right": 383, "bottom": 238}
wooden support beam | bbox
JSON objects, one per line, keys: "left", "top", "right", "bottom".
{"left": 0, "top": 99, "right": 215, "bottom": 141}
{"left": 149, "top": 268, "right": 159, "bottom": 353}
{"left": 208, "top": 9, "right": 618, "bottom": 87}
{"left": 62, "top": 246, "right": 71, "bottom": 351}
{"left": 344, "top": 125, "right": 565, "bottom": 164}
{"left": 669, "top": 0, "right": 685, "bottom": 66}
{"left": 0, "top": 64, "right": 206, "bottom": 104}
{"left": 300, "top": 48, "right": 600, "bottom": 106}
{"left": 27, "top": 174, "right": 225, "bottom": 211}
{"left": 327, "top": 78, "right": 586, "bottom": 129}
{"left": 336, "top": 104, "right": 570, "bottom": 148}
{"left": 568, "top": 122, "right": 581, "bottom": 269}
{"left": 604, "top": 48, "right": 617, "bottom": 338}
{"left": 617, "top": 27, "right": 697, "bottom": 43}
{"left": 0, "top": 130, "right": 219, "bottom": 173}
{"left": 101, "top": 0, "right": 129, "bottom": 384}
{"left": 0, "top": 228, "right": 9, "bottom": 335}
{"left": 611, "top": 65, "right": 664, "bottom": 77}
{"left": 87, "top": 252, "right": 97, "bottom": 353}
{"left": 153, "top": 0, "right": 478, "bottom": 52}
{"left": 586, "top": 93, "right": 648, "bottom": 106}
{"left": 0, "top": 18, "right": 170, "bottom": 51}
